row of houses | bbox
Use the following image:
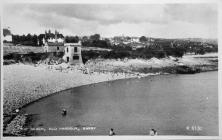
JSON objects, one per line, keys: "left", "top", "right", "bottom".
{"left": 109, "top": 35, "right": 156, "bottom": 50}
{"left": 110, "top": 36, "right": 140, "bottom": 45}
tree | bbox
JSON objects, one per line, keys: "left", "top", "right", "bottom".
{"left": 65, "top": 36, "right": 79, "bottom": 43}
{"left": 126, "top": 36, "right": 131, "bottom": 40}
{"left": 38, "top": 34, "right": 45, "bottom": 46}
{"left": 82, "top": 36, "right": 88, "bottom": 42}
{"left": 33, "top": 34, "right": 38, "bottom": 46}
{"left": 139, "top": 36, "right": 148, "bottom": 42}
{"left": 90, "top": 34, "right": 100, "bottom": 41}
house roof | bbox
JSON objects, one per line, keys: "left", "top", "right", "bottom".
{"left": 69, "top": 45, "right": 82, "bottom": 47}
{"left": 46, "top": 42, "right": 64, "bottom": 46}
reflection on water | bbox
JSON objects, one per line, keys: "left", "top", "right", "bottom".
{"left": 22, "top": 71, "right": 218, "bottom": 136}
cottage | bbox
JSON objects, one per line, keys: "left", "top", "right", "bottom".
{"left": 62, "top": 42, "right": 82, "bottom": 65}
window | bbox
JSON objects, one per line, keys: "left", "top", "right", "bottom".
{"left": 57, "top": 47, "right": 59, "bottom": 50}
{"left": 74, "top": 47, "right": 78, "bottom": 52}
{"left": 73, "top": 56, "right": 79, "bottom": 60}
{"left": 67, "top": 57, "right": 69, "bottom": 62}
{"left": 67, "top": 47, "right": 69, "bottom": 52}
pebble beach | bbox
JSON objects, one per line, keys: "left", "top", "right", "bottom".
{"left": 3, "top": 53, "right": 217, "bottom": 115}
{"left": 3, "top": 64, "right": 138, "bottom": 115}
{"left": 2, "top": 53, "right": 218, "bottom": 136}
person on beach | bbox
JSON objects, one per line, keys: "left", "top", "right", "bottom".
{"left": 62, "top": 109, "right": 67, "bottom": 116}
{"left": 149, "top": 128, "right": 158, "bottom": 136}
{"left": 109, "top": 128, "right": 115, "bottom": 136}
{"left": 14, "top": 108, "right": 20, "bottom": 115}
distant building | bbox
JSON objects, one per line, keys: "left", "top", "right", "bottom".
{"left": 63, "top": 41, "right": 83, "bottom": 65}
{"left": 47, "top": 37, "right": 64, "bottom": 43}
{"left": 43, "top": 30, "right": 65, "bottom": 52}
{"left": 3, "top": 27, "right": 12, "bottom": 43}
{"left": 203, "top": 43, "right": 213, "bottom": 48}
{"left": 45, "top": 30, "right": 64, "bottom": 43}
{"left": 43, "top": 42, "right": 65, "bottom": 53}
{"left": 111, "top": 36, "right": 141, "bottom": 45}
{"left": 131, "top": 37, "right": 139, "bottom": 43}
{"left": 112, "top": 36, "right": 124, "bottom": 45}
{"left": 130, "top": 42, "right": 146, "bottom": 50}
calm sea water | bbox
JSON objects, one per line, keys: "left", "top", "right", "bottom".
{"left": 22, "top": 71, "right": 218, "bottom": 136}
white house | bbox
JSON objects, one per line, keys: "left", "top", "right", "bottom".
{"left": 63, "top": 42, "right": 82, "bottom": 65}
{"left": 47, "top": 37, "right": 64, "bottom": 43}
{"left": 131, "top": 37, "right": 139, "bottom": 43}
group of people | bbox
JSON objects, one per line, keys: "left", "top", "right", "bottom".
{"left": 61, "top": 109, "right": 157, "bottom": 136}
{"left": 109, "top": 128, "right": 157, "bottom": 136}
{"left": 13, "top": 108, "right": 158, "bottom": 136}
{"left": 62, "top": 109, "right": 67, "bottom": 116}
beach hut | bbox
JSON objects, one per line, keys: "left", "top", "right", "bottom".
{"left": 62, "top": 41, "right": 83, "bottom": 65}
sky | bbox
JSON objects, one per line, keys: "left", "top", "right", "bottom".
{"left": 3, "top": 3, "right": 218, "bottom": 39}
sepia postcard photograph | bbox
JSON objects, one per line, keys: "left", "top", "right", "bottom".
{"left": 0, "top": 0, "right": 221, "bottom": 139}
